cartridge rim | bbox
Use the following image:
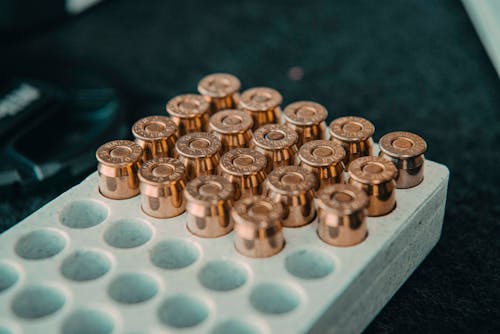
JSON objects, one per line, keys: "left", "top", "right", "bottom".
{"left": 232, "top": 195, "right": 283, "bottom": 228}
{"left": 209, "top": 109, "right": 253, "bottom": 134}
{"left": 329, "top": 116, "right": 375, "bottom": 142}
{"left": 252, "top": 124, "right": 298, "bottom": 150}
{"left": 316, "top": 184, "right": 369, "bottom": 215}
{"left": 219, "top": 148, "right": 267, "bottom": 175}
{"left": 197, "top": 73, "right": 241, "bottom": 98}
{"left": 348, "top": 156, "right": 397, "bottom": 185}
{"left": 132, "top": 116, "right": 178, "bottom": 140}
{"left": 138, "top": 157, "right": 185, "bottom": 185}
{"left": 266, "top": 165, "right": 317, "bottom": 194}
{"left": 185, "top": 175, "right": 234, "bottom": 204}
{"left": 166, "top": 94, "right": 210, "bottom": 118}
{"left": 379, "top": 131, "right": 427, "bottom": 159}
{"left": 176, "top": 132, "right": 222, "bottom": 158}
{"left": 299, "top": 140, "right": 346, "bottom": 167}
{"left": 96, "top": 140, "right": 143, "bottom": 166}
{"left": 239, "top": 87, "right": 282, "bottom": 111}
{"left": 283, "top": 101, "right": 327, "bottom": 126}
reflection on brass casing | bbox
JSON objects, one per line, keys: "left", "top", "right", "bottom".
{"left": 218, "top": 148, "right": 267, "bottom": 200}
{"left": 264, "top": 166, "right": 318, "bottom": 227}
{"left": 329, "top": 116, "right": 375, "bottom": 167}
{"left": 298, "top": 140, "right": 346, "bottom": 191}
{"left": 185, "top": 175, "right": 235, "bottom": 238}
{"left": 197, "top": 73, "right": 241, "bottom": 114}
{"left": 209, "top": 109, "right": 253, "bottom": 153}
{"left": 316, "top": 184, "right": 369, "bottom": 247}
{"left": 250, "top": 124, "right": 298, "bottom": 173}
{"left": 138, "top": 158, "right": 186, "bottom": 218}
{"left": 166, "top": 94, "right": 210, "bottom": 135}
{"left": 132, "top": 115, "right": 178, "bottom": 161}
{"left": 175, "top": 132, "right": 221, "bottom": 180}
{"left": 348, "top": 156, "right": 397, "bottom": 217}
{"left": 283, "top": 101, "right": 328, "bottom": 146}
{"left": 96, "top": 140, "right": 142, "bottom": 199}
{"left": 232, "top": 195, "right": 284, "bottom": 258}
{"left": 378, "top": 131, "right": 427, "bottom": 189}
{"left": 239, "top": 87, "right": 282, "bottom": 130}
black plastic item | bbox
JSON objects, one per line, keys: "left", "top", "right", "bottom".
{"left": 0, "top": 72, "right": 126, "bottom": 189}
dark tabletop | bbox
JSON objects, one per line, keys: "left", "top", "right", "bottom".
{"left": 1, "top": 0, "right": 499, "bottom": 332}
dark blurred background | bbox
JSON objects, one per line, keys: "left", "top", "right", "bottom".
{"left": 0, "top": 0, "right": 499, "bottom": 333}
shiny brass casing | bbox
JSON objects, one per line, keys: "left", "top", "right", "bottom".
{"left": 209, "top": 109, "right": 253, "bottom": 153}
{"left": 138, "top": 157, "right": 186, "bottom": 218}
{"left": 175, "top": 132, "right": 222, "bottom": 181}
{"left": 232, "top": 195, "right": 284, "bottom": 258}
{"left": 185, "top": 175, "right": 235, "bottom": 238}
{"left": 166, "top": 94, "right": 210, "bottom": 135}
{"left": 378, "top": 131, "right": 427, "bottom": 188}
{"left": 348, "top": 156, "right": 397, "bottom": 217}
{"left": 239, "top": 87, "right": 282, "bottom": 130}
{"left": 132, "top": 115, "right": 178, "bottom": 161}
{"left": 283, "top": 101, "right": 328, "bottom": 146}
{"left": 197, "top": 73, "right": 241, "bottom": 114}
{"left": 264, "top": 165, "right": 318, "bottom": 227}
{"left": 96, "top": 140, "right": 143, "bottom": 200}
{"left": 316, "top": 183, "right": 369, "bottom": 247}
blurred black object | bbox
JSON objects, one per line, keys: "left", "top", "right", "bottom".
{"left": 0, "top": 69, "right": 126, "bottom": 190}
{"left": 0, "top": 0, "right": 103, "bottom": 32}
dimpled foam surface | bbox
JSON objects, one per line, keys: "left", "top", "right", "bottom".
{"left": 0, "top": 155, "right": 449, "bottom": 334}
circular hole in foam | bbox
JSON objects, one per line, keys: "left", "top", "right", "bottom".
{"left": 150, "top": 239, "right": 199, "bottom": 270}
{"left": 285, "top": 249, "right": 334, "bottom": 279}
{"left": 158, "top": 294, "right": 209, "bottom": 328}
{"left": 0, "top": 263, "right": 19, "bottom": 293}
{"left": 11, "top": 285, "right": 65, "bottom": 319}
{"left": 62, "top": 308, "right": 114, "bottom": 334}
{"left": 15, "top": 229, "right": 66, "bottom": 260}
{"left": 108, "top": 273, "right": 159, "bottom": 304}
{"left": 211, "top": 319, "right": 262, "bottom": 334}
{"left": 198, "top": 260, "right": 247, "bottom": 292}
{"left": 61, "top": 250, "right": 112, "bottom": 282}
{"left": 249, "top": 282, "right": 300, "bottom": 315}
{"left": 104, "top": 219, "right": 153, "bottom": 249}
{"left": 0, "top": 325, "right": 14, "bottom": 334}
{"left": 60, "top": 200, "right": 108, "bottom": 229}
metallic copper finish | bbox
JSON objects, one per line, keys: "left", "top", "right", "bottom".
{"left": 132, "top": 115, "right": 178, "bottom": 161}
{"left": 138, "top": 157, "right": 186, "bottom": 218}
{"left": 378, "top": 131, "right": 427, "bottom": 189}
{"left": 348, "top": 156, "right": 397, "bottom": 217}
{"left": 166, "top": 94, "right": 210, "bottom": 135}
{"left": 197, "top": 73, "right": 241, "bottom": 114}
{"left": 239, "top": 87, "right": 282, "bottom": 130}
{"left": 96, "top": 140, "right": 142, "bottom": 199}
{"left": 329, "top": 116, "right": 375, "bottom": 167}
{"left": 185, "top": 175, "right": 235, "bottom": 238}
{"left": 250, "top": 124, "right": 298, "bottom": 173}
{"left": 283, "top": 101, "right": 328, "bottom": 146}
{"left": 232, "top": 195, "right": 284, "bottom": 258}
{"left": 218, "top": 148, "right": 267, "bottom": 200}
{"left": 298, "top": 140, "right": 346, "bottom": 191}
{"left": 175, "top": 132, "right": 222, "bottom": 180}
{"left": 316, "top": 184, "right": 369, "bottom": 247}
{"left": 264, "top": 165, "right": 318, "bottom": 227}
{"left": 208, "top": 109, "right": 253, "bottom": 153}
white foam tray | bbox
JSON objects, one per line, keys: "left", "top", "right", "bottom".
{"left": 0, "top": 159, "right": 449, "bottom": 334}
